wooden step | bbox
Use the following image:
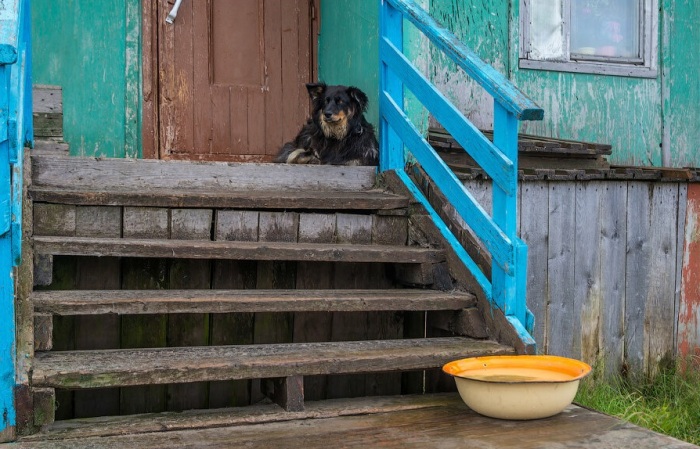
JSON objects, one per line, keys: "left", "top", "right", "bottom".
{"left": 32, "top": 154, "right": 379, "bottom": 192}
{"left": 32, "top": 337, "right": 513, "bottom": 389}
{"left": 20, "top": 394, "right": 458, "bottom": 442}
{"left": 33, "top": 236, "right": 445, "bottom": 264}
{"left": 33, "top": 289, "right": 475, "bottom": 315}
{"left": 29, "top": 186, "right": 409, "bottom": 210}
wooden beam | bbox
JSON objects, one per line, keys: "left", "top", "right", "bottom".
{"left": 33, "top": 236, "right": 446, "bottom": 264}
{"left": 264, "top": 376, "right": 305, "bottom": 412}
{"left": 29, "top": 187, "right": 409, "bottom": 211}
{"left": 32, "top": 337, "right": 513, "bottom": 389}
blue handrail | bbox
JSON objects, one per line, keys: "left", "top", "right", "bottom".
{"left": 0, "top": 0, "right": 32, "bottom": 441}
{"left": 379, "top": 0, "right": 542, "bottom": 348}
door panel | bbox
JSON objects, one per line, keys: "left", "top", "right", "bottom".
{"left": 156, "top": 0, "right": 314, "bottom": 161}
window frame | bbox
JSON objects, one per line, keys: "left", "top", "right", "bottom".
{"left": 519, "top": 0, "right": 658, "bottom": 78}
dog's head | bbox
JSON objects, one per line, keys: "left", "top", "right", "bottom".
{"left": 307, "top": 83, "right": 368, "bottom": 140}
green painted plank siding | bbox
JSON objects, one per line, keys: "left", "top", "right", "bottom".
{"left": 665, "top": 0, "right": 700, "bottom": 167}
{"left": 319, "top": 0, "right": 381, "bottom": 127}
{"left": 318, "top": 0, "right": 429, "bottom": 132}
{"left": 322, "top": 0, "right": 699, "bottom": 168}
{"left": 31, "top": 0, "right": 141, "bottom": 158}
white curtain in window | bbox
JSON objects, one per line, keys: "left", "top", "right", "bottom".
{"left": 528, "top": 0, "right": 565, "bottom": 61}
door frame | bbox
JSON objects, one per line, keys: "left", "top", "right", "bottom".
{"left": 141, "top": 0, "right": 320, "bottom": 159}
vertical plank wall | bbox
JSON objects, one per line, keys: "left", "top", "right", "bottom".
{"left": 463, "top": 179, "right": 689, "bottom": 378}
{"left": 679, "top": 184, "right": 700, "bottom": 362}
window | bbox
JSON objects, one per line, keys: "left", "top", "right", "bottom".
{"left": 520, "top": 0, "right": 657, "bottom": 77}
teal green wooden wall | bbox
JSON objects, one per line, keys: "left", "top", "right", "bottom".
{"left": 320, "top": 0, "right": 700, "bottom": 167}
{"left": 319, "top": 0, "right": 380, "bottom": 126}
{"left": 318, "top": 0, "right": 429, "bottom": 132}
{"left": 664, "top": 0, "right": 700, "bottom": 167}
{"left": 31, "top": 0, "right": 141, "bottom": 158}
{"left": 30, "top": 1, "right": 698, "bottom": 165}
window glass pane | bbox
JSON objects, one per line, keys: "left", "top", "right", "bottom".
{"left": 528, "top": 0, "right": 565, "bottom": 60}
{"left": 571, "top": 0, "right": 641, "bottom": 58}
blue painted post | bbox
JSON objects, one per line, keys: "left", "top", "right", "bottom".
{"left": 0, "top": 63, "right": 17, "bottom": 441}
{"left": 379, "top": 0, "right": 405, "bottom": 171}
{"left": 492, "top": 102, "right": 520, "bottom": 318}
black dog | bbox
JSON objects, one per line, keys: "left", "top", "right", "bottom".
{"left": 275, "top": 83, "right": 379, "bottom": 166}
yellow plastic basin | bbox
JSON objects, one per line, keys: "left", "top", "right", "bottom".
{"left": 443, "top": 355, "right": 591, "bottom": 420}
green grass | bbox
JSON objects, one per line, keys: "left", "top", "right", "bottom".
{"left": 575, "top": 361, "right": 700, "bottom": 445}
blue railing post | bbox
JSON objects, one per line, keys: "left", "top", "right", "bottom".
{"left": 492, "top": 102, "right": 520, "bottom": 318}
{"left": 379, "top": 0, "right": 405, "bottom": 171}
{"left": 0, "top": 0, "right": 32, "bottom": 440}
{"left": 378, "top": 0, "right": 542, "bottom": 349}
{"left": 0, "top": 63, "right": 16, "bottom": 442}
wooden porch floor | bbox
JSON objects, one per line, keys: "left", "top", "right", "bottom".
{"left": 8, "top": 394, "right": 698, "bottom": 448}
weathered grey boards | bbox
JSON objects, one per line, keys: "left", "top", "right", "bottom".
{"left": 22, "top": 154, "right": 512, "bottom": 433}
{"left": 414, "top": 165, "right": 689, "bottom": 379}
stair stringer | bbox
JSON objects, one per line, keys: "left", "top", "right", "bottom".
{"left": 380, "top": 169, "right": 537, "bottom": 354}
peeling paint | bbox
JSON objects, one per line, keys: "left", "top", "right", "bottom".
{"left": 31, "top": 0, "right": 140, "bottom": 158}
{"left": 678, "top": 184, "right": 700, "bottom": 360}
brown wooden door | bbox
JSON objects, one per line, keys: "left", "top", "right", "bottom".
{"left": 144, "top": 0, "right": 317, "bottom": 161}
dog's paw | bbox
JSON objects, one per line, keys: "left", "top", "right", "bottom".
{"left": 287, "top": 148, "right": 321, "bottom": 165}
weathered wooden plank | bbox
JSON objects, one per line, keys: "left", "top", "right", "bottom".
{"left": 10, "top": 396, "right": 698, "bottom": 448}
{"left": 599, "top": 183, "right": 628, "bottom": 377}
{"left": 31, "top": 155, "right": 378, "bottom": 191}
{"left": 31, "top": 388, "right": 55, "bottom": 430}
{"left": 573, "top": 182, "right": 603, "bottom": 364}
{"left": 427, "top": 308, "right": 488, "bottom": 339}
{"left": 32, "top": 289, "right": 473, "bottom": 315}
{"left": 546, "top": 183, "right": 577, "bottom": 356}
{"left": 33, "top": 203, "right": 75, "bottom": 236}
{"left": 32, "top": 85, "right": 63, "bottom": 137}
{"left": 20, "top": 394, "right": 456, "bottom": 442}
{"left": 33, "top": 236, "right": 446, "bottom": 264}
{"left": 75, "top": 206, "right": 121, "bottom": 238}
{"left": 625, "top": 183, "right": 679, "bottom": 377}
{"left": 371, "top": 215, "right": 408, "bottom": 245}
{"left": 33, "top": 314, "right": 52, "bottom": 352}
{"left": 32, "top": 337, "right": 513, "bottom": 389}
{"left": 215, "top": 210, "right": 259, "bottom": 242}
{"left": 33, "top": 85, "right": 63, "bottom": 114}
{"left": 32, "top": 114, "right": 63, "bottom": 138}
{"left": 33, "top": 254, "right": 53, "bottom": 287}
{"left": 264, "top": 375, "right": 304, "bottom": 412}
{"left": 674, "top": 184, "right": 688, "bottom": 358}
{"left": 29, "top": 187, "right": 409, "bottom": 211}
{"left": 519, "top": 182, "right": 548, "bottom": 348}
{"left": 167, "top": 209, "right": 213, "bottom": 412}
{"left": 643, "top": 184, "right": 679, "bottom": 377}
{"left": 678, "top": 184, "right": 700, "bottom": 361}
{"left": 298, "top": 214, "right": 336, "bottom": 244}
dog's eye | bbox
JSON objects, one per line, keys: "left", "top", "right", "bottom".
{"left": 336, "top": 97, "right": 344, "bottom": 104}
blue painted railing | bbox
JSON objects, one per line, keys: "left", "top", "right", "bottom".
{"left": 379, "top": 0, "right": 543, "bottom": 347}
{"left": 0, "top": 0, "right": 32, "bottom": 440}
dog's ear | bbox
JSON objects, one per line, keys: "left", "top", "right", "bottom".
{"left": 306, "top": 83, "right": 327, "bottom": 101}
{"left": 347, "top": 87, "right": 369, "bottom": 112}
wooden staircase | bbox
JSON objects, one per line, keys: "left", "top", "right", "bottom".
{"left": 19, "top": 151, "right": 517, "bottom": 437}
